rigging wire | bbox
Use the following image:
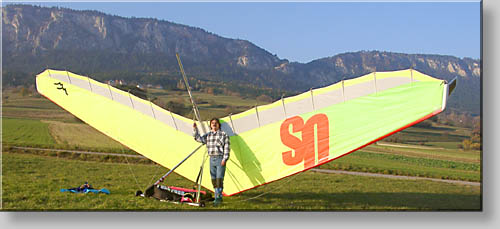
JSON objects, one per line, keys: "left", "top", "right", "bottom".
{"left": 122, "top": 150, "right": 143, "bottom": 191}
{"left": 104, "top": 71, "right": 204, "bottom": 193}
{"left": 115, "top": 123, "right": 143, "bottom": 191}
{"left": 148, "top": 108, "right": 196, "bottom": 187}
{"left": 63, "top": 67, "right": 306, "bottom": 205}
{"left": 147, "top": 163, "right": 165, "bottom": 188}
{"left": 121, "top": 93, "right": 200, "bottom": 191}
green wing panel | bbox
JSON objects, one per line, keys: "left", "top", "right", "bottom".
{"left": 219, "top": 69, "right": 447, "bottom": 195}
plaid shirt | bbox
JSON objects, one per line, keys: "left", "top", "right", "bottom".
{"left": 193, "top": 128, "right": 230, "bottom": 161}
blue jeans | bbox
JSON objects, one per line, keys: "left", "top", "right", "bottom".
{"left": 210, "top": 156, "right": 226, "bottom": 188}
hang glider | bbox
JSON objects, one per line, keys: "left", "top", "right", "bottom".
{"left": 36, "top": 68, "right": 455, "bottom": 196}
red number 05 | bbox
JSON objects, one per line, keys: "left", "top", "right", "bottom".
{"left": 280, "top": 114, "right": 330, "bottom": 169}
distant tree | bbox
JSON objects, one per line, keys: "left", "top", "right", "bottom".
{"left": 166, "top": 100, "right": 190, "bottom": 116}
{"left": 429, "top": 115, "right": 438, "bottom": 122}
{"left": 472, "top": 116, "right": 481, "bottom": 134}
{"left": 151, "top": 97, "right": 167, "bottom": 110}
{"left": 256, "top": 94, "right": 273, "bottom": 103}
{"left": 205, "top": 87, "right": 214, "bottom": 95}
{"left": 462, "top": 139, "right": 472, "bottom": 150}
{"left": 176, "top": 80, "right": 186, "bottom": 90}
{"left": 455, "top": 115, "right": 482, "bottom": 150}
{"left": 213, "top": 88, "right": 223, "bottom": 95}
{"left": 20, "top": 87, "right": 29, "bottom": 97}
{"left": 471, "top": 143, "right": 481, "bottom": 150}
{"left": 227, "top": 91, "right": 241, "bottom": 97}
{"left": 415, "top": 120, "right": 432, "bottom": 128}
{"left": 115, "top": 85, "right": 148, "bottom": 100}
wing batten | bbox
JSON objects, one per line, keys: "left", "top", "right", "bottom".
{"left": 224, "top": 71, "right": 425, "bottom": 134}
{"left": 42, "top": 69, "right": 437, "bottom": 137}
{"left": 42, "top": 69, "right": 195, "bottom": 136}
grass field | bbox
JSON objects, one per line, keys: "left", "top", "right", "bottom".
{"left": 148, "top": 89, "right": 266, "bottom": 119}
{"left": 2, "top": 115, "right": 481, "bottom": 183}
{"left": 44, "top": 120, "right": 125, "bottom": 149}
{"left": 319, "top": 150, "right": 480, "bottom": 182}
{"left": 2, "top": 89, "right": 78, "bottom": 122}
{"left": 385, "top": 125, "right": 471, "bottom": 149}
{"left": 2, "top": 152, "right": 481, "bottom": 210}
{"left": 368, "top": 143, "right": 480, "bottom": 163}
{"left": 149, "top": 89, "right": 268, "bottom": 108}
{"left": 1, "top": 86, "right": 482, "bottom": 211}
{"left": 2, "top": 117, "right": 56, "bottom": 147}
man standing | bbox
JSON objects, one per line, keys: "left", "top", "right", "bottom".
{"left": 193, "top": 118, "right": 230, "bottom": 206}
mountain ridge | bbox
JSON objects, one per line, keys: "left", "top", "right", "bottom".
{"left": 1, "top": 4, "right": 481, "bottom": 114}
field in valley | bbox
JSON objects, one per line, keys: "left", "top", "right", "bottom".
{"left": 1, "top": 86, "right": 481, "bottom": 210}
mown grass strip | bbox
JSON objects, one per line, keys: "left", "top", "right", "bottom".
{"left": 2, "top": 117, "right": 56, "bottom": 146}
{"left": 2, "top": 117, "right": 136, "bottom": 155}
{"left": 369, "top": 144, "right": 480, "bottom": 163}
{"left": 351, "top": 151, "right": 479, "bottom": 171}
{"left": 44, "top": 120, "right": 125, "bottom": 150}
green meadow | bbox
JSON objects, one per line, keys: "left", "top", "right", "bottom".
{"left": 1, "top": 86, "right": 481, "bottom": 210}
{"left": 2, "top": 117, "right": 56, "bottom": 147}
{"left": 319, "top": 150, "right": 480, "bottom": 182}
{"left": 2, "top": 152, "right": 480, "bottom": 210}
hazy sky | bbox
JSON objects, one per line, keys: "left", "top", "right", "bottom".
{"left": 4, "top": 1, "right": 481, "bottom": 63}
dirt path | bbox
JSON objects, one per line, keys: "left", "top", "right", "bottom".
{"left": 8, "top": 146, "right": 480, "bottom": 187}
{"left": 375, "top": 142, "right": 444, "bottom": 150}
{"left": 310, "top": 168, "right": 480, "bottom": 186}
{"left": 8, "top": 146, "right": 143, "bottom": 158}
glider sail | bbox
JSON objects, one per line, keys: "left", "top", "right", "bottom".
{"left": 36, "top": 68, "right": 452, "bottom": 196}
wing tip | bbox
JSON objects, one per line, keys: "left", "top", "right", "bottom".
{"left": 447, "top": 77, "right": 458, "bottom": 96}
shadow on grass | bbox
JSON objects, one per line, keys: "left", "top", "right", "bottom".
{"left": 235, "top": 191, "right": 481, "bottom": 210}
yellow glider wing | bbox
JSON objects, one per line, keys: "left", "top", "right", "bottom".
{"left": 36, "top": 69, "right": 451, "bottom": 196}
{"left": 36, "top": 70, "right": 207, "bottom": 192}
